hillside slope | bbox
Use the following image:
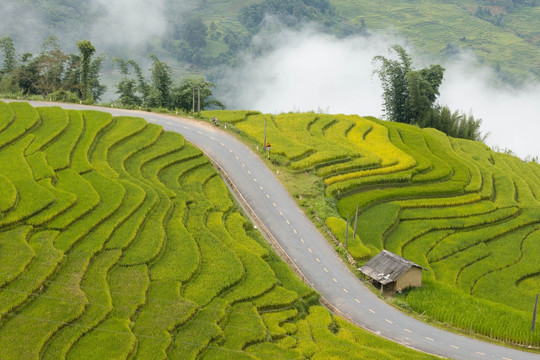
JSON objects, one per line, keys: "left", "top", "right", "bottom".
{"left": 203, "top": 109, "right": 540, "bottom": 347}
{"left": 0, "top": 101, "right": 441, "bottom": 360}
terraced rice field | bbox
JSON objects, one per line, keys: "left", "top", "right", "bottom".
{"left": 0, "top": 102, "right": 440, "bottom": 360}
{"left": 204, "top": 110, "right": 540, "bottom": 346}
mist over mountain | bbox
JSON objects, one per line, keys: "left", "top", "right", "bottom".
{"left": 0, "top": 0, "right": 189, "bottom": 57}
{"left": 216, "top": 24, "right": 540, "bottom": 158}
{"left": 1, "top": 0, "right": 539, "bottom": 157}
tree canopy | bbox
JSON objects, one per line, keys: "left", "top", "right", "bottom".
{"left": 373, "top": 45, "right": 485, "bottom": 141}
{"left": 373, "top": 44, "right": 444, "bottom": 125}
{"left": 0, "top": 36, "right": 105, "bottom": 102}
{"left": 111, "top": 55, "right": 224, "bottom": 112}
{"left": 77, "top": 40, "right": 96, "bottom": 101}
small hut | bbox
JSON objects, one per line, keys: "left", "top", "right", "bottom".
{"left": 358, "top": 250, "right": 426, "bottom": 292}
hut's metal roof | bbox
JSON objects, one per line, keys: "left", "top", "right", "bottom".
{"left": 358, "top": 250, "right": 425, "bottom": 285}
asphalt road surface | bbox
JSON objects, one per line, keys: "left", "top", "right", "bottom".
{"left": 12, "top": 101, "right": 540, "bottom": 360}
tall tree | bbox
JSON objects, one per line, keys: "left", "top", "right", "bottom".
{"left": 111, "top": 57, "right": 141, "bottom": 107}
{"left": 0, "top": 36, "right": 16, "bottom": 76}
{"left": 128, "top": 60, "right": 150, "bottom": 105}
{"left": 182, "top": 16, "right": 208, "bottom": 50}
{"left": 373, "top": 45, "right": 444, "bottom": 125}
{"left": 0, "top": 36, "right": 19, "bottom": 93}
{"left": 77, "top": 40, "right": 96, "bottom": 101}
{"left": 406, "top": 64, "right": 444, "bottom": 125}
{"left": 373, "top": 45, "right": 485, "bottom": 141}
{"left": 34, "top": 36, "right": 68, "bottom": 95}
{"left": 86, "top": 54, "right": 106, "bottom": 101}
{"left": 372, "top": 45, "right": 413, "bottom": 124}
{"left": 147, "top": 55, "right": 172, "bottom": 108}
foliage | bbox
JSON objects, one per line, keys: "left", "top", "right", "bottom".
{"left": 0, "top": 37, "right": 105, "bottom": 102}
{"left": 373, "top": 45, "right": 415, "bottom": 124}
{"left": 181, "top": 15, "right": 208, "bottom": 49}
{"left": 109, "top": 55, "right": 223, "bottom": 112}
{"left": 111, "top": 57, "right": 142, "bottom": 107}
{"left": 171, "top": 77, "right": 225, "bottom": 111}
{"left": 147, "top": 54, "right": 173, "bottom": 108}
{"left": 373, "top": 44, "right": 485, "bottom": 141}
{"left": 77, "top": 40, "right": 95, "bottom": 102}
{"left": 0, "top": 36, "right": 16, "bottom": 76}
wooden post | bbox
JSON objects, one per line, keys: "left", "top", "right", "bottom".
{"left": 192, "top": 88, "right": 195, "bottom": 113}
{"left": 533, "top": 293, "right": 539, "bottom": 332}
{"left": 197, "top": 87, "right": 201, "bottom": 116}
{"left": 352, "top": 206, "right": 359, "bottom": 240}
{"left": 345, "top": 212, "right": 349, "bottom": 249}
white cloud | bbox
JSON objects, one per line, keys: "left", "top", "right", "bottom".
{"left": 90, "top": 0, "right": 167, "bottom": 49}
{"left": 218, "top": 26, "right": 390, "bottom": 116}
{"left": 439, "top": 55, "right": 540, "bottom": 158}
{"left": 218, "top": 25, "right": 540, "bottom": 158}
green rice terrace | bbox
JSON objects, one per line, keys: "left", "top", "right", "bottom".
{"left": 0, "top": 101, "right": 442, "bottom": 360}
{"left": 202, "top": 109, "right": 540, "bottom": 347}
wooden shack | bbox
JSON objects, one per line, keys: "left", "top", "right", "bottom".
{"left": 358, "top": 250, "right": 426, "bottom": 292}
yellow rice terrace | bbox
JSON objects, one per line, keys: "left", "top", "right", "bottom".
{"left": 203, "top": 109, "right": 540, "bottom": 347}
{"left": 0, "top": 102, "right": 440, "bottom": 360}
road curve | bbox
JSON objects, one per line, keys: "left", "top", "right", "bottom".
{"left": 12, "top": 101, "right": 540, "bottom": 360}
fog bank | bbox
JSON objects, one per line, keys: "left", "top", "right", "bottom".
{"left": 90, "top": 0, "right": 167, "bottom": 50}
{"left": 217, "top": 26, "right": 539, "bottom": 158}
{"left": 0, "top": 0, "right": 171, "bottom": 53}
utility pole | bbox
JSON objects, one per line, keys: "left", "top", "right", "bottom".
{"left": 192, "top": 88, "right": 195, "bottom": 113}
{"left": 197, "top": 87, "right": 201, "bottom": 116}
{"left": 352, "top": 206, "right": 359, "bottom": 240}
{"left": 345, "top": 213, "right": 349, "bottom": 249}
{"left": 264, "top": 117, "right": 267, "bottom": 149}
{"left": 533, "top": 293, "right": 539, "bottom": 332}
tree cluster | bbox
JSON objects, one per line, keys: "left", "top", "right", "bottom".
{"left": 373, "top": 45, "right": 486, "bottom": 141}
{"left": 112, "top": 55, "right": 224, "bottom": 112}
{"left": 0, "top": 36, "right": 224, "bottom": 112}
{"left": 0, "top": 36, "right": 104, "bottom": 103}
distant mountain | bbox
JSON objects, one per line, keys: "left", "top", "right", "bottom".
{"left": 2, "top": 0, "right": 539, "bottom": 83}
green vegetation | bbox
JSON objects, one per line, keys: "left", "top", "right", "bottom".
{"left": 3, "top": 0, "right": 539, "bottom": 105}
{"left": 0, "top": 101, "right": 440, "bottom": 359}
{"left": 205, "top": 108, "right": 540, "bottom": 347}
{"left": 373, "top": 45, "right": 485, "bottom": 141}
{"left": 332, "top": 0, "right": 540, "bottom": 83}
{"left": 0, "top": 36, "right": 105, "bottom": 102}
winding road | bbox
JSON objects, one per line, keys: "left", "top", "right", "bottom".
{"left": 13, "top": 101, "right": 540, "bottom": 360}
